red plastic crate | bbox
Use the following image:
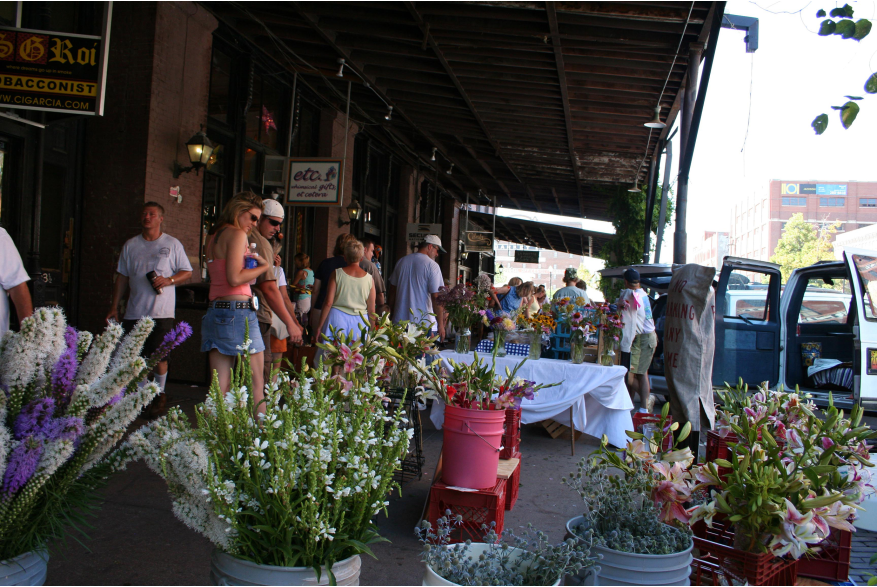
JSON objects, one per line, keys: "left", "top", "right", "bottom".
{"left": 504, "top": 451, "right": 521, "bottom": 511}
{"left": 705, "top": 431, "right": 736, "bottom": 481}
{"left": 427, "top": 475, "right": 506, "bottom": 544}
{"left": 797, "top": 528, "right": 852, "bottom": 582}
{"left": 500, "top": 409, "right": 522, "bottom": 458}
{"left": 691, "top": 519, "right": 798, "bottom": 586}
{"left": 631, "top": 412, "right": 672, "bottom": 451}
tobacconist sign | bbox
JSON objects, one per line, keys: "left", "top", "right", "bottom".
{"left": 0, "top": 25, "right": 110, "bottom": 115}
{"left": 285, "top": 158, "right": 343, "bottom": 206}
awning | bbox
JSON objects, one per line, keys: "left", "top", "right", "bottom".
{"left": 465, "top": 211, "right": 612, "bottom": 258}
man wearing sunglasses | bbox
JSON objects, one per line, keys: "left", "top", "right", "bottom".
{"left": 248, "top": 198, "right": 303, "bottom": 384}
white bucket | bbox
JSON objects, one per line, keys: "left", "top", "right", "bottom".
{"left": 566, "top": 516, "right": 692, "bottom": 586}
{"left": 422, "top": 543, "right": 569, "bottom": 586}
{"left": 210, "top": 550, "right": 361, "bottom": 586}
{"left": 0, "top": 551, "right": 48, "bottom": 586}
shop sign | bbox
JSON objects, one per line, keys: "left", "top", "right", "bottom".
{"left": 407, "top": 223, "right": 442, "bottom": 243}
{"left": 0, "top": 23, "right": 110, "bottom": 115}
{"left": 464, "top": 231, "right": 494, "bottom": 252}
{"left": 782, "top": 182, "right": 847, "bottom": 196}
{"left": 285, "top": 158, "right": 343, "bottom": 206}
{"left": 816, "top": 184, "right": 847, "bottom": 196}
{"left": 514, "top": 250, "right": 539, "bottom": 263}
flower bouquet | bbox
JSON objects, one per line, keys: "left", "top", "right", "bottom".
{"left": 115, "top": 319, "right": 414, "bottom": 584}
{"left": 592, "top": 303, "right": 623, "bottom": 366}
{"left": 568, "top": 311, "right": 596, "bottom": 364}
{"left": 522, "top": 314, "right": 556, "bottom": 360}
{"left": 0, "top": 308, "right": 189, "bottom": 574}
{"left": 478, "top": 309, "right": 516, "bottom": 357}
{"left": 437, "top": 283, "right": 488, "bottom": 353}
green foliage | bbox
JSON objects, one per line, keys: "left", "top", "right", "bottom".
{"left": 812, "top": 6, "right": 873, "bottom": 133}
{"left": 598, "top": 183, "right": 674, "bottom": 301}
{"left": 770, "top": 213, "right": 840, "bottom": 283}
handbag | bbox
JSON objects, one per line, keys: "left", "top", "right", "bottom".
{"left": 269, "top": 309, "right": 289, "bottom": 340}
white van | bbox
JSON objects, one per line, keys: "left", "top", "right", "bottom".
{"left": 600, "top": 250, "right": 877, "bottom": 409}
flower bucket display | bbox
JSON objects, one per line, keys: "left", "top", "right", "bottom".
{"left": 0, "top": 551, "right": 48, "bottom": 586}
{"left": 454, "top": 328, "right": 471, "bottom": 354}
{"left": 418, "top": 515, "right": 596, "bottom": 586}
{"left": 210, "top": 550, "right": 362, "bottom": 586}
{"left": 442, "top": 404, "right": 506, "bottom": 489}
{"left": 566, "top": 517, "right": 691, "bottom": 586}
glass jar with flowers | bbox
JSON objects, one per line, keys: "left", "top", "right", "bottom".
{"left": 525, "top": 314, "right": 557, "bottom": 360}
{"left": 568, "top": 311, "right": 594, "bottom": 364}
{"left": 437, "top": 283, "right": 486, "bottom": 354}
{"left": 593, "top": 303, "right": 623, "bottom": 366}
{"left": 479, "top": 309, "right": 516, "bottom": 357}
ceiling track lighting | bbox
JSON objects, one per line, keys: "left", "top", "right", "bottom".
{"left": 384, "top": 105, "right": 393, "bottom": 121}
{"left": 336, "top": 58, "right": 345, "bottom": 78}
{"left": 446, "top": 163, "right": 454, "bottom": 175}
{"left": 431, "top": 147, "right": 437, "bottom": 161}
{"left": 644, "top": 105, "right": 666, "bottom": 129}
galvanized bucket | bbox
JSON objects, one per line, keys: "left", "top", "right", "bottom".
{"left": 209, "top": 550, "right": 361, "bottom": 586}
{"left": 0, "top": 551, "right": 48, "bottom": 586}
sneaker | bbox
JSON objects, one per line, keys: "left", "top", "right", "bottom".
{"left": 647, "top": 394, "right": 656, "bottom": 412}
{"left": 637, "top": 407, "right": 650, "bottom": 414}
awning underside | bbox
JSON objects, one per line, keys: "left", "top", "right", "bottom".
{"left": 466, "top": 210, "right": 613, "bottom": 258}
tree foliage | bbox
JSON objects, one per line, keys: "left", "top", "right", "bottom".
{"left": 598, "top": 183, "right": 674, "bottom": 300}
{"left": 811, "top": 4, "right": 873, "bottom": 134}
{"left": 770, "top": 213, "right": 840, "bottom": 282}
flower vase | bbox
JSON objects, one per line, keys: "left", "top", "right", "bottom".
{"left": 528, "top": 330, "right": 541, "bottom": 360}
{"left": 494, "top": 330, "right": 507, "bottom": 357}
{"left": 455, "top": 328, "right": 471, "bottom": 354}
{"left": 570, "top": 330, "right": 586, "bottom": 364}
{"left": 600, "top": 338, "right": 617, "bottom": 366}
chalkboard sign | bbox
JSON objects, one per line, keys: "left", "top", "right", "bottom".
{"left": 514, "top": 250, "right": 539, "bottom": 263}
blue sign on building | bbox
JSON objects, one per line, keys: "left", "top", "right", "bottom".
{"left": 816, "top": 184, "right": 847, "bottom": 195}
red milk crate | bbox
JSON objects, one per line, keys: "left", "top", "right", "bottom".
{"left": 705, "top": 430, "right": 737, "bottom": 481}
{"left": 427, "top": 475, "right": 506, "bottom": 544}
{"left": 691, "top": 519, "right": 798, "bottom": 586}
{"left": 631, "top": 412, "right": 672, "bottom": 451}
{"left": 500, "top": 408, "right": 521, "bottom": 459}
{"left": 502, "top": 452, "right": 521, "bottom": 511}
{"left": 797, "top": 527, "right": 852, "bottom": 582}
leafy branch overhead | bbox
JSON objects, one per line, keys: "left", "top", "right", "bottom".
{"left": 811, "top": 4, "right": 873, "bottom": 134}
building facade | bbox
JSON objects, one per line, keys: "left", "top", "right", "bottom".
{"left": 493, "top": 241, "right": 587, "bottom": 293}
{"left": 691, "top": 231, "right": 729, "bottom": 271}
{"left": 729, "top": 180, "right": 877, "bottom": 262}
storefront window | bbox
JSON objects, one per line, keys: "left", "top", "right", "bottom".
{"left": 208, "top": 50, "right": 232, "bottom": 125}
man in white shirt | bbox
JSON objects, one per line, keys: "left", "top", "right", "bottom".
{"left": 0, "top": 228, "right": 32, "bottom": 336}
{"left": 388, "top": 234, "right": 447, "bottom": 340}
{"left": 107, "top": 201, "right": 193, "bottom": 417}
{"left": 552, "top": 267, "right": 590, "bottom": 304}
{"left": 618, "top": 269, "right": 657, "bottom": 413}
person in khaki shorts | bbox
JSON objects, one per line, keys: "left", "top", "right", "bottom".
{"left": 620, "top": 269, "right": 657, "bottom": 414}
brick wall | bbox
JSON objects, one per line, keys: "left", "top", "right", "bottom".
{"left": 78, "top": 2, "right": 216, "bottom": 333}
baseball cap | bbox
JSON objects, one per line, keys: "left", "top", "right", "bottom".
{"left": 623, "top": 268, "right": 640, "bottom": 283}
{"left": 263, "top": 198, "right": 285, "bottom": 220}
{"left": 424, "top": 234, "right": 446, "bottom": 253}
{"left": 564, "top": 267, "right": 578, "bottom": 281}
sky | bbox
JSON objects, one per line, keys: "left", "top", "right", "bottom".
{"left": 499, "top": 0, "right": 877, "bottom": 270}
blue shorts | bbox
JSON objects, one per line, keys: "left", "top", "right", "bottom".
{"left": 201, "top": 306, "right": 265, "bottom": 356}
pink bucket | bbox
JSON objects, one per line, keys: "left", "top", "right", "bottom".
{"left": 442, "top": 405, "right": 506, "bottom": 489}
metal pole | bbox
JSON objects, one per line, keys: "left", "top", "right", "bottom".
{"left": 283, "top": 72, "right": 298, "bottom": 273}
{"left": 643, "top": 150, "right": 660, "bottom": 263}
{"left": 655, "top": 142, "right": 673, "bottom": 264}
{"left": 340, "top": 80, "right": 351, "bottom": 207}
{"left": 674, "top": 43, "right": 703, "bottom": 265}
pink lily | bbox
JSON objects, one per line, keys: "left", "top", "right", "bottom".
{"left": 339, "top": 344, "right": 364, "bottom": 374}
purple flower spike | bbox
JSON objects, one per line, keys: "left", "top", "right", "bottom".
{"left": 42, "top": 415, "right": 84, "bottom": 442}
{"left": 147, "top": 321, "right": 193, "bottom": 365}
{"left": 51, "top": 347, "right": 79, "bottom": 407}
{"left": 64, "top": 326, "right": 78, "bottom": 350}
{"left": 2, "top": 437, "right": 44, "bottom": 495}
{"left": 13, "top": 398, "right": 56, "bottom": 440}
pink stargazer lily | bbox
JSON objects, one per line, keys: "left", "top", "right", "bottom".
{"left": 338, "top": 344, "right": 364, "bottom": 374}
{"left": 650, "top": 461, "right": 693, "bottom": 524}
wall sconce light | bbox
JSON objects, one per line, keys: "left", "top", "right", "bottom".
{"left": 339, "top": 198, "right": 363, "bottom": 226}
{"left": 173, "top": 126, "right": 214, "bottom": 178}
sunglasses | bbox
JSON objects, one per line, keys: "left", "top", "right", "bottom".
{"left": 267, "top": 218, "right": 282, "bottom": 227}
{"left": 249, "top": 213, "right": 260, "bottom": 223}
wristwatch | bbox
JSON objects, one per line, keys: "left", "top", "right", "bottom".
{"left": 170, "top": 277, "right": 175, "bottom": 284}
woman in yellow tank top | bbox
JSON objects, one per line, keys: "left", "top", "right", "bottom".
{"left": 315, "top": 239, "right": 375, "bottom": 342}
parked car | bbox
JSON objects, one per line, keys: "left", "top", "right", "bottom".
{"left": 600, "top": 251, "right": 877, "bottom": 410}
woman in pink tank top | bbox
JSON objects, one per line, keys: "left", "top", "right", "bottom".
{"left": 202, "top": 191, "right": 271, "bottom": 406}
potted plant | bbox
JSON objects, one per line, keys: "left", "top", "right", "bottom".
{"left": 693, "top": 382, "right": 875, "bottom": 583}
{"left": 414, "top": 352, "right": 559, "bottom": 489}
{"left": 114, "top": 317, "right": 423, "bottom": 586}
{"left": 563, "top": 406, "right": 697, "bottom": 586}
{"left": 417, "top": 513, "right": 598, "bottom": 586}
{"left": 0, "top": 308, "right": 189, "bottom": 586}
{"left": 477, "top": 309, "right": 515, "bottom": 358}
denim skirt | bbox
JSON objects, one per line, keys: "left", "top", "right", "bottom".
{"left": 201, "top": 306, "right": 266, "bottom": 355}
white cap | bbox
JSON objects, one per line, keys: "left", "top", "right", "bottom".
{"left": 423, "top": 234, "right": 446, "bottom": 252}
{"left": 263, "top": 198, "right": 285, "bottom": 220}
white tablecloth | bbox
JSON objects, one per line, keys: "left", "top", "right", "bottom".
{"left": 429, "top": 351, "right": 634, "bottom": 448}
